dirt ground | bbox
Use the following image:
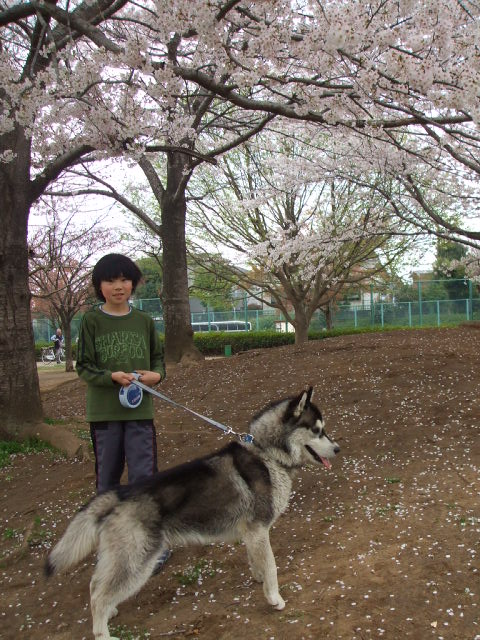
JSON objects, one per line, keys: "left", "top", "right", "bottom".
{"left": 1, "top": 327, "right": 480, "bottom": 640}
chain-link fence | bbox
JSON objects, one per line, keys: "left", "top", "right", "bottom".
{"left": 33, "top": 279, "right": 480, "bottom": 337}
{"left": 32, "top": 316, "right": 83, "bottom": 343}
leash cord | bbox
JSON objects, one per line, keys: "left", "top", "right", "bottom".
{"left": 131, "top": 379, "right": 254, "bottom": 444}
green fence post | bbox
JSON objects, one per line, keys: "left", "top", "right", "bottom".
{"left": 370, "top": 284, "right": 375, "bottom": 326}
{"left": 469, "top": 279, "right": 473, "bottom": 320}
{"left": 244, "top": 292, "right": 248, "bottom": 329}
{"left": 380, "top": 303, "right": 384, "bottom": 328}
{"left": 437, "top": 300, "right": 441, "bottom": 326}
{"left": 354, "top": 306, "right": 357, "bottom": 328}
{"left": 408, "top": 302, "right": 412, "bottom": 327}
{"left": 224, "top": 344, "right": 232, "bottom": 357}
{"left": 418, "top": 281, "right": 423, "bottom": 327}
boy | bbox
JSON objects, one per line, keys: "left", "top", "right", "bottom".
{"left": 76, "top": 253, "right": 165, "bottom": 494}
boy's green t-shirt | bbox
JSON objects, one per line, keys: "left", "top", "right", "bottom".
{"left": 76, "top": 306, "right": 165, "bottom": 422}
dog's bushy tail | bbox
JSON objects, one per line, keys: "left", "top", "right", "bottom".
{"left": 45, "top": 491, "right": 119, "bottom": 577}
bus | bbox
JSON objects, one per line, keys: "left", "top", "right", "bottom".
{"left": 191, "top": 320, "right": 251, "bottom": 332}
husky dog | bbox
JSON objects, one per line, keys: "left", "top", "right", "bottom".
{"left": 45, "top": 387, "right": 340, "bottom": 640}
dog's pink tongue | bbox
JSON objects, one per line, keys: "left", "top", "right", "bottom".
{"left": 321, "top": 457, "right": 332, "bottom": 469}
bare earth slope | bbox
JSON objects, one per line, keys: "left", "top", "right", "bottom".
{"left": 1, "top": 327, "right": 479, "bottom": 640}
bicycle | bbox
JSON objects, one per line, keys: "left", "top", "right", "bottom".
{"left": 41, "top": 346, "right": 66, "bottom": 364}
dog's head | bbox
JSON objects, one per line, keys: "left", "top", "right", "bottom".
{"left": 249, "top": 386, "right": 340, "bottom": 470}
{"left": 284, "top": 386, "right": 340, "bottom": 469}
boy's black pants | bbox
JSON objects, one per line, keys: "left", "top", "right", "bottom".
{"left": 90, "top": 420, "right": 158, "bottom": 494}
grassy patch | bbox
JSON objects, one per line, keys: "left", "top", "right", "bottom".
{"left": 0, "top": 437, "right": 59, "bottom": 469}
{"left": 110, "top": 625, "right": 150, "bottom": 640}
{"left": 74, "top": 428, "right": 93, "bottom": 449}
{"left": 43, "top": 417, "right": 66, "bottom": 426}
{"left": 376, "top": 504, "right": 399, "bottom": 517}
{"left": 3, "top": 527, "right": 21, "bottom": 540}
{"left": 27, "top": 515, "right": 52, "bottom": 547}
{"left": 174, "top": 558, "right": 218, "bottom": 586}
{"left": 457, "top": 515, "right": 479, "bottom": 527}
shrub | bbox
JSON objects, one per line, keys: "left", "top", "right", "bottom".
{"left": 192, "top": 330, "right": 295, "bottom": 355}
{"left": 191, "top": 326, "right": 397, "bottom": 356}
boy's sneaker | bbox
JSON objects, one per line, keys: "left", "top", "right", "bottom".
{"left": 151, "top": 549, "right": 172, "bottom": 575}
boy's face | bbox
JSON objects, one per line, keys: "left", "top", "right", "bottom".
{"left": 100, "top": 276, "right": 133, "bottom": 309}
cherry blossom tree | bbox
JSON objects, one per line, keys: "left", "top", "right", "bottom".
{"left": 189, "top": 133, "right": 418, "bottom": 342}
{"left": 451, "top": 248, "right": 480, "bottom": 284}
{"left": 0, "top": 0, "right": 130, "bottom": 436}
{"left": 48, "top": 106, "right": 274, "bottom": 363}
{"left": 166, "top": 1, "right": 480, "bottom": 243}
{"left": 465, "top": 250, "right": 480, "bottom": 284}
{"left": 3, "top": 0, "right": 480, "bottom": 440}
{"left": 3, "top": 0, "right": 279, "bottom": 435}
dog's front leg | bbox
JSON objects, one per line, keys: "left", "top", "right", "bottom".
{"left": 246, "top": 543, "right": 264, "bottom": 583}
{"left": 243, "top": 527, "right": 285, "bottom": 610}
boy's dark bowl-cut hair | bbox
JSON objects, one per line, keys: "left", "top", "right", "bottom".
{"left": 92, "top": 253, "right": 143, "bottom": 301}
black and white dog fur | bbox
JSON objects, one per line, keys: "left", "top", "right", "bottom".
{"left": 45, "top": 386, "right": 340, "bottom": 640}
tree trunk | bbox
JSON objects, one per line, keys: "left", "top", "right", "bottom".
{"left": 325, "top": 304, "right": 334, "bottom": 330}
{"left": 293, "top": 306, "right": 309, "bottom": 344}
{"left": 161, "top": 155, "right": 203, "bottom": 365}
{"left": 0, "top": 128, "right": 43, "bottom": 438}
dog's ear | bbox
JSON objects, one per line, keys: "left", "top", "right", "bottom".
{"left": 306, "top": 385, "right": 314, "bottom": 403}
{"left": 293, "top": 386, "right": 313, "bottom": 417}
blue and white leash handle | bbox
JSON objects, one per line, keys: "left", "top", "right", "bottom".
{"left": 119, "top": 373, "right": 254, "bottom": 443}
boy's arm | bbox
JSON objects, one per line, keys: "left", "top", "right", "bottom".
{"left": 75, "top": 315, "right": 116, "bottom": 387}
{"left": 135, "top": 321, "right": 165, "bottom": 386}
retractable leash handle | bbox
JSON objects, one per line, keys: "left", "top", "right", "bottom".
{"left": 118, "top": 372, "right": 143, "bottom": 409}
{"left": 118, "top": 373, "right": 254, "bottom": 443}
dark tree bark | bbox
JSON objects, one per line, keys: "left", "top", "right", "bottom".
{"left": 292, "top": 304, "right": 310, "bottom": 344}
{"left": 325, "top": 305, "right": 334, "bottom": 330}
{"left": 160, "top": 155, "right": 202, "bottom": 364}
{"left": 0, "top": 0, "right": 127, "bottom": 441}
{"left": 0, "top": 126, "right": 43, "bottom": 438}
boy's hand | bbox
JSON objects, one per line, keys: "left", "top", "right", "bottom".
{"left": 111, "top": 371, "right": 136, "bottom": 386}
{"left": 135, "top": 370, "right": 162, "bottom": 386}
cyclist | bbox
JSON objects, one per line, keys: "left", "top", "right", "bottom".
{"left": 50, "top": 328, "right": 64, "bottom": 363}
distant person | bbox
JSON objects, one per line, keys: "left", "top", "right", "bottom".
{"left": 50, "top": 328, "right": 64, "bottom": 364}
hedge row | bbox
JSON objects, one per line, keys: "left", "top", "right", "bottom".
{"left": 35, "top": 324, "right": 439, "bottom": 361}
{"left": 189, "top": 326, "right": 391, "bottom": 356}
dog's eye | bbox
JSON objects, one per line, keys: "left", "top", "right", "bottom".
{"left": 311, "top": 421, "right": 324, "bottom": 435}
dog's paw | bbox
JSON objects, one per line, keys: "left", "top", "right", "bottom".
{"left": 108, "top": 607, "right": 118, "bottom": 620}
{"left": 267, "top": 593, "right": 285, "bottom": 610}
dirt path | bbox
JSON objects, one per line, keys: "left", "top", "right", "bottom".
{"left": 37, "top": 365, "right": 77, "bottom": 393}
{"left": 2, "top": 327, "right": 480, "bottom": 639}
